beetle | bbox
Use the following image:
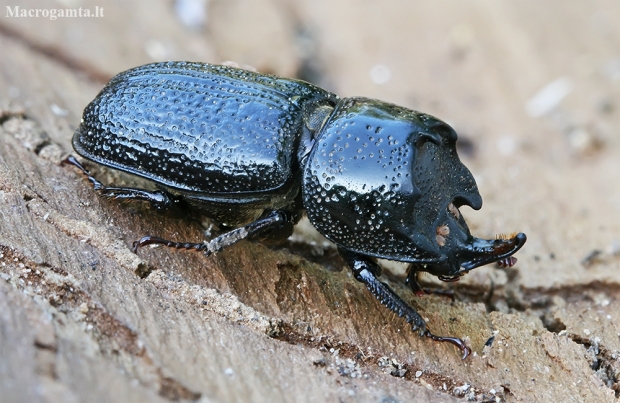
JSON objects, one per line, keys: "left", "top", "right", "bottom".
{"left": 66, "top": 61, "right": 526, "bottom": 359}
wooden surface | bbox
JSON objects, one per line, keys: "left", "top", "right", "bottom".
{"left": 1, "top": 1, "right": 619, "bottom": 402}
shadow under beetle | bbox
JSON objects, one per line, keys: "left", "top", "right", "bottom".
{"left": 66, "top": 62, "right": 526, "bottom": 359}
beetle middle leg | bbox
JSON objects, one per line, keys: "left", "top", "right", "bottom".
{"left": 339, "top": 249, "right": 470, "bottom": 359}
{"left": 133, "top": 210, "right": 290, "bottom": 257}
{"left": 63, "top": 156, "right": 179, "bottom": 210}
{"left": 406, "top": 269, "right": 455, "bottom": 301}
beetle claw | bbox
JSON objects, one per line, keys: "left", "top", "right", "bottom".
{"left": 424, "top": 330, "right": 471, "bottom": 359}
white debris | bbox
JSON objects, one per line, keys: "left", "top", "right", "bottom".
{"left": 525, "top": 77, "right": 573, "bottom": 117}
{"left": 370, "top": 64, "right": 391, "bottom": 85}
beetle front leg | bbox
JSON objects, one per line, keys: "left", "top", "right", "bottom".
{"left": 133, "top": 210, "right": 290, "bottom": 257}
{"left": 63, "top": 156, "right": 179, "bottom": 210}
{"left": 339, "top": 249, "right": 470, "bottom": 359}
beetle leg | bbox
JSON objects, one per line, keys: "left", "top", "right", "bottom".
{"left": 63, "top": 156, "right": 178, "bottom": 210}
{"left": 421, "top": 288, "right": 455, "bottom": 300}
{"left": 133, "top": 210, "right": 289, "bottom": 256}
{"left": 339, "top": 249, "right": 470, "bottom": 359}
{"left": 406, "top": 269, "right": 455, "bottom": 301}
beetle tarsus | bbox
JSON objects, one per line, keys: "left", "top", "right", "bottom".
{"left": 133, "top": 210, "right": 289, "bottom": 257}
{"left": 132, "top": 236, "right": 207, "bottom": 253}
{"left": 63, "top": 156, "right": 178, "bottom": 210}
{"left": 424, "top": 330, "right": 470, "bottom": 359}
{"left": 99, "top": 188, "right": 175, "bottom": 210}
{"left": 407, "top": 271, "right": 455, "bottom": 301}
{"left": 63, "top": 156, "right": 105, "bottom": 190}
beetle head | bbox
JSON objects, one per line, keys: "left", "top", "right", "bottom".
{"left": 303, "top": 97, "right": 525, "bottom": 277}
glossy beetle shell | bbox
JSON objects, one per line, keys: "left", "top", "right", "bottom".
{"left": 74, "top": 62, "right": 335, "bottom": 199}
{"left": 304, "top": 97, "right": 483, "bottom": 272}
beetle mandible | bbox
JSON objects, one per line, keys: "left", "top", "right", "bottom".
{"left": 66, "top": 62, "right": 526, "bottom": 359}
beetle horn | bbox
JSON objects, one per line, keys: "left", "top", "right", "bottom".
{"left": 458, "top": 232, "right": 527, "bottom": 271}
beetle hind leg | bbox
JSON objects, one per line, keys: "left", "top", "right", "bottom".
{"left": 63, "top": 156, "right": 178, "bottom": 210}
{"left": 133, "top": 210, "right": 289, "bottom": 257}
{"left": 339, "top": 249, "right": 470, "bottom": 359}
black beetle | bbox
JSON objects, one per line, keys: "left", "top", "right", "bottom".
{"left": 66, "top": 62, "right": 526, "bottom": 359}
